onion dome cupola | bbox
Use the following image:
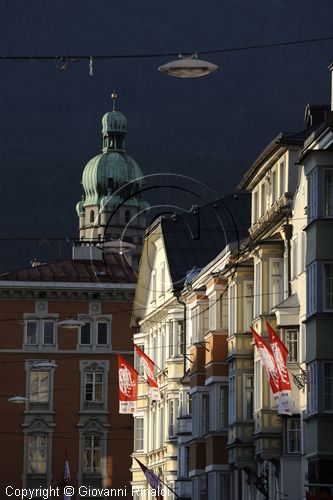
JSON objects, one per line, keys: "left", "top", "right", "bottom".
{"left": 75, "top": 91, "right": 148, "bottom": 271}
{"left": 79, "top": 92, "right": 144, "bottom": 209}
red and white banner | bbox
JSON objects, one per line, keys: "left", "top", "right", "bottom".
{"left": 134, "top": 457, "right": 164, "bottom": 499}
{"left": 63, "top": 451, "right": 72, "bottom": 500}
{"left": 266, "top": 322, "right": 294, "bottom": 416}
{"left": 118, "top": 355, "right": 138, "bottom": 414}
{"left": 134, "top": 345, "right": 160, "bottom": 400}
{"left": 251, "top": 327, "right": 280, "bottom": 406}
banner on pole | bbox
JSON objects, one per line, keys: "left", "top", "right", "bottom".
{"left": 134, "top": 345, "right": 160, "bottom": 400}
{"left": 118, "top": 355, "right": 138, "bottom": 414}
{"left": 266, "top": 322, "right": 294, "bottom": 416}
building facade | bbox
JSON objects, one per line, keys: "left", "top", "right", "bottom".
{"left": 0, "top": 98, "right": 149, "bottom": 498}
{"left": 0, "top": 254, "right": 136, "bottom": 497}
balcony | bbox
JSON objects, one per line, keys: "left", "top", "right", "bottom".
{"left": 250, "top": 193, "right": 292, "bottom": 240}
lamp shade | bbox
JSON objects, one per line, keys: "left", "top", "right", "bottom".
{"left": 8, "top": 395, "right": 29, "bottom": 404}
{"left": 158, "top": 55, "right": 217, "bottom": 78}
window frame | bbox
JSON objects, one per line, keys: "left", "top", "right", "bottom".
{"left": 77, "top": 316, "right": 112, "bottom": 351}
{"left": 27, "top": 434, "right": 48, "bottom": 475}
{"left": 83, "top": 434, "right": 101, "bottom": 474}
{"left": 134, "top": 417, "right": 144, "bottom": 452}
{"left": 323, "top": 262, "right": 333, "bottom": 312}
{"left": 323, "top": 168, "right": 333, "bottom": 217}
{"left": 324, "top": 362, "right": 333, "bottom": 413}
{"left": 24, "top": 318, "right": 57, "bottom": 349}
{"left": 269, "top": 258, "right": 284, "bottom": 309}
{"left": 228, "top": 375, "right": 236, "bottom": 424}
{"left": 243, "top": 374, "right": 254, "bottom": 421}
{"left": 285, "top": 417, "right": 301, "bottom": 454}
{"left": 84, "top": 371, "right": 103, "bottom": 403}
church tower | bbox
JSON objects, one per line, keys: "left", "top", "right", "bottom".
{"left": 75, "top": 94, "right": 148, "bottom": 270}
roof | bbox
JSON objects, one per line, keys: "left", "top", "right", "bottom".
{"left": 0, "top": 253, "right": 136, "bottom": 284}
{"left": 238, "top": 130, "right": 310, "bottom": 190}
{"left": 272, "top": 293, "right": 300, "bottom": 311}
{"left": 161, "top": 192, "right": 251, "bottom": 291}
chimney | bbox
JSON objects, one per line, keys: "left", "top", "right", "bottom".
{"left": 31, "top": 258, "right": 43, "bottom": 267}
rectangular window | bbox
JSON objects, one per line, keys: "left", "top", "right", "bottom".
{"left": 26, "top": 321, "right": 38, "bottom": 345}
{"left": 30, "top": 371, "right": 49, "bottom": 403}
{"left": 80, "top": 323, "right": 91, "bottom": 345}
{"left": 220, "top": 292, "right": 228, "bottom": 329}
{"left": 177, "top": 320, "right": 184, "bottom": 355}
{"left": 324, "top": 168, "right": 333, "bottom": 216}
{"left": 202, "top": 394, "right": 209, "bottom": 434}
{"left": 253, "top": 190, "right": 259, "bottom": 223}
{"left": 244, "top": 283, "right": 253, "bottom": 332}
{"left": 192, "top": 307, "right": 199, "bottom": 344}
{"left": 229, "top": 375, "right": 236, "bottom": 424}
{"left": 168, "top": 321, "right": 174, "bottom": 358}
{"left": 307, "top": 263, "right": 317, "bottom": 315}
{"left": 324, "top": 263, "right": 333, "bottom": 311}
{"left": 307, "top": 361, "right": 318, "bottom": 415}
{"left": 244, "top": 375, "right": 254, "bottom": 420}
{"left": 254, "top": 360, "right": 262, "bottom": 411}
{"left": 285, "top": 329, "right": 298, "bottom": 362}
{"left": 220, "top": 385, "right": 228, "bottom": 429}
{"left": 83, "top": 435, "right": 101, "bottom": 473}
{"left": 272, "top": 169, "right": 277, "bottom": 203}
{"left": 85, "top": 372, "right": 103, "bottom": 402}
{"left": 97, "top": 322, "right": 108, "bottom": 345}
{"left": 271, "top": 259, "right": 283, "bottom": 308}
{"left": 209, "top": 296, "right": 216, "bottom": 331}
{"left": 135, "top": 417, "right": 144, "bottom": 451}
{"left": 254, "top": 261, "right": 261, "bottom": 318}
{"left": 151, "top": 271, "right": 156, "bottom": 302}
{"left": 160, "top": 263, "right": 165, "bottom": 295}
{"left": 324, "top": 362, "right": 333, "bottom": 412}
{"left": 260, "top": 183, "right": 266, "bottom": 216}
{"left": 43, "top": 321, "right": 55, "bottom": 345}
{"left": 308, "top": 169, "right": 318, "bottom": 220}
{"left": 286, "top": 418, "right": 300, "bottom": 453}
{"left": 279, "top": 161, "right": 285, "bottom": 196}
{"left": 228, "top": 283, "right": 236, "bottom": 335}
{"left": 168, "top": 400, "right": 176, "bottom": 437}
{"left": 28, "top": 435, "right": 47, "bottom": 474}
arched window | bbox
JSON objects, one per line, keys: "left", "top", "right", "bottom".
{"left": 125, "top": 210, "right": 131, "bottom": 224}
{"left": 90, "top": 210, "right": 94, "bottom": 223}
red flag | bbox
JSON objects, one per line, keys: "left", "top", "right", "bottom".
{"left": 118, "top": 355, "right": 138, "bottom": 414}
{"left": 251, "top": 326, "right": 281, "bottom": 412}
{"left": 63, "top": 451, "right": 72, "bottom": 500}
{"left": 266, "top": 322, "right": 294, "bottom": 416}
{"left": 134, "top": 345, "right": 160, "bottom": 400}
{"left": 134, "top": 457, "right": 163, "bottom": 499}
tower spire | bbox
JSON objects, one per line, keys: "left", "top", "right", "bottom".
{"left": 111, "top": 91, "right": 118, "bottom": 111}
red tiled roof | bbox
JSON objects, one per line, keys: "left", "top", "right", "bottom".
{"left": 0, "top": 254, "right": 136, "bottom": 284}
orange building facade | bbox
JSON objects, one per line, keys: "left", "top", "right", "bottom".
{"left": 0, "top": 254, "right": 136, "bottom": 497}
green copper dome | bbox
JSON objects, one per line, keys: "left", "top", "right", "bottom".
{"left": 82, "top": 151, "right": 143, "bottom": 206}
{"left": 102, "top": 111, "right": 127, "bottom": 134}
{"left": 79, "top": 108, "right": 144, "bottom": 209}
